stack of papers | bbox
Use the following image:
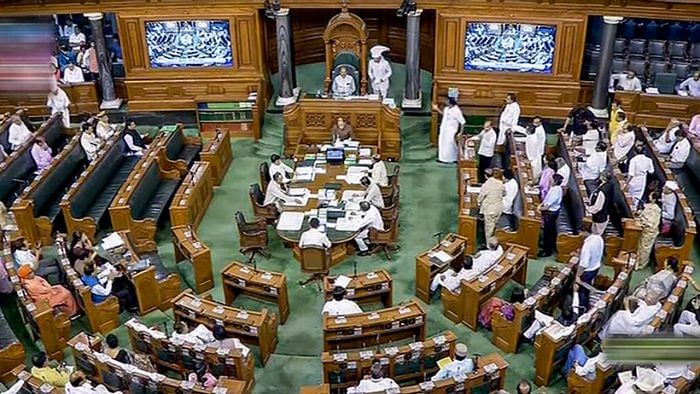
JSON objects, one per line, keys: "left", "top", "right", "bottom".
{"left": 359, "top": 148, "right": 372, "bottom": 157}
{"left": 289, "top": 188, "right": 309, "bottom": 197}
{"left": 277, "top": 212, "right": 305, "bottom": 231}
{"left": 334, "top": 275, "right": 352, "bottom": 288}
{"left": 466, "top": 186, "right": 481, "bottom": 194}
{"left": 294, "top": 167, "right": 314, "bottom": 182}
{"left": 335, "top": 217, "right": 361, "bottom": 232}
{"left": 101, "top": 233, "right": 124, "bottom": 250}
{"left": 341, "top": 190, "right": 364, "bottom": 201}
{"left": 284, "top": 194, "right": 309, "bottom": 207}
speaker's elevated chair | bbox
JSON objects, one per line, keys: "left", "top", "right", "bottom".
{"left": 299, "top": 245, "right": 331, "bottom": 291}
{"left": 331, "top": 53, "right": 360, "bottom": 95}
{"left": 235, "top": 211, "right": 270, "bottom": 264}
{"left": 323, "top": 6, "right": 369, "bottom": 96}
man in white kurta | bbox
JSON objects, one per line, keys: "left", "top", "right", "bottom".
{"left": 62, "top": 63, "right": 84, "bottom": 83}
{"left": 46, "top": 86, "right": 71, "bottom": 128}
{"left": 269, "top": 154, "right": 293, "bottom": 183}
{"left": 431, "top": 344, "right": 474, "bottom": 382}
{"left": 556, "top": 157, "right": 571, "bottom": 187}
{"left": 322, "top": 286, "right": 363, "bottom": 316}
{"left": 514, "top": 124, "right": 544, "bottom": 179}
{"left": 8, "top": 115, "right": 33, "bottom": 150}
{"left": 430, "top": 255, "right": 473, "bottom": 293}
{"left": 498, "top": 93, "right": 521, "bottom": 146}
{"left": 299, "top": 218, "right": 331, "bottom": 248}
{"left": 472, "top": 237, "right": 504, "bottom": 273}
{"left": 368, "top": 46, "right": 392, "bottom": 97}
{"left": 332, "top": 67, "right": 356, "bottom": 97}
{"left": 79, "top": 124, "right": 101, "bottom": 161}
{"left": 361, "top": 176, "right": 384, "bottom": 208}
{"left": 435, "top": 98, "right": 466, "bottom": 163}
{"left": 612, "top": 125, "right": 635, "bottom": 163}
{"left": 370, "top": 154, "right": 388, "bottom": 187}
{"left": 653, "top": 121, "right": 682, "bottom": 154}
{"left": 95, "top": 112, "right": 115, "bottom": 141}
{"left": 533, "top": 116, "right": 546, "bottom": 156}
{"left": 354, "top": 362, "right": 399, "bottom": 393}
{"left": 355, "top": 201, "right": 383, "bottom": 255}
{"left": 264, "top": 173, "right": 299, "bottom": 210}
{"left": 600, "top": 296, "right": 661, "bottom": 338}
{"left": 502, "top": 168, "right": 519, "bottom": 227}
{"left": 609, "top": 70, "right": 643, "bottom": 92}
{"left": 668, "top": 131, "right": 691, "bottom": 169}
{"left": 580, "top": 142, "right": 608, "bottom": 181}
{"left": 627, "top": 146, "right": 654, "bottom": 207}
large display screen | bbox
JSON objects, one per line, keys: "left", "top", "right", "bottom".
{"left": 145, "top": 20, "right": 233, "bottom": 68}
{"left": 464, "top": 22, "right": 556, "bottom": 74}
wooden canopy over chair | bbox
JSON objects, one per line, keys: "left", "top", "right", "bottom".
{"left": 323, "top": 6, "right": 369, "bottom": 95}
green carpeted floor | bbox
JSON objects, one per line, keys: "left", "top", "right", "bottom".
{"left": 2, "top": 63, "right": 699, "bottom": 394}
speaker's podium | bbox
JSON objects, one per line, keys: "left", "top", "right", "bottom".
{"left": 299, "top": 245, "right": 331, "bottom": 290}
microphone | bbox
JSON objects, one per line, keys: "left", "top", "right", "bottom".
{"left": 252, "top": 257, "right": 257, "bottom": 271}
{"left": 353, "top": 260, "right": 358, "bottom": 278}
{"left": 433, "top": 232, "right": 443, "bottom": 247}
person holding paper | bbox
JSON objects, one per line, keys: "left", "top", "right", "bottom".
{"left": 322, "top": 286, "right": 362, "bottom": 316}
{"left": 269, "top": 153, "right": 293, "bottom": 182}
{"left": 264, "top": 173, "right": 301, "bottom": 210}
{"left": 431, "top": 343, "right": 474, "bottom": 382}
{"left": 360, "top": 176, "right": 384, "bottom": 208}
{"left": 331, "top": 117, "right": 355, "bottom": 143}
{"left": 523, "top": 306, "right": 576, "bottom": 340}
{"left": 430, "top": 255, "right": 473, "bottom": 293}
{"left": 171, "top": 321, "right": 215, "bottom": 345}
{"left": 354, "top": 201, "right": 384, "bottom": 256}
{"left": 299, "top": 218, "right": 331, "bottom": 248}
{"left": 354, "top": 361, "right": 399, "bottom": 393}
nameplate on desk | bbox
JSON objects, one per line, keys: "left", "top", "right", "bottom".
{"left": 261, "top": 273, "right": 273, "bottom": 281}
{"left": 408, "top": 342, "right": 423, "bottom": 351}
{"left": 494, "top": 264, "right": 503, "bottom": 272}
{"left": 366, "top": 271, "right": 378, "bottom": 280}
{"left": 398, "top": 307, "right": 411, "bottom": 315}
{"left": 607, "top": 286, "right": 618, "bottom": 294}
{"left": 188, "top": 299, "right": 202, "bottom": 309}
{"left": 678, "top": 280, "right": 687, "bottom": 289}
{"left": 239, "top": 266, "right": 251, "bottom": 274}
{"left": 658, "top": 309, "right": 668, "bottom": 320}
{"left": 367, "top": 312, "right": 380, "bottom": 320}
{"left": 236, "top": 311, "right": 249, "bottom": 320}
{"left": 346, "top": 288, "right": 355, "bottom": 296}
{"left": 233, "top": 279, "right": 246, "bottom": 288}
{"left": 359, "top": 350, "right": 373, "bottom": 360}
{"left": 419, "top": 382, "right": 435, "bottom": 391}
{"left": 433, "top": 335, "right": 446, "bottom": 346}
{"left": 333, "top": 352, "right": 347, "bottom": 362}
{"left": 212, "top": 306, "right": 225, "bottom": 314}
{"left": 669, "top": 295, "right": 678, "bottom": 303}
{"left": 353, "top": 327, "right": 362, "bottom": 335}
{"left": 506, "top": 253, "right": 516, "bottom": 260}
{"left": 334, "top": 316, "right": 347, "bottom": 324}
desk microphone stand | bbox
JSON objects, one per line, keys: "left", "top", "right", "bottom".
{"left": 433, "top": 232, "right": 443, "bottom": 248}
{"left": 353, "top": 260, "right": 358, "bottom": 278}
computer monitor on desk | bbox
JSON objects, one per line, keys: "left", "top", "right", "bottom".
{"left": 326, "top": 148, "right": 344, "bottom": 165}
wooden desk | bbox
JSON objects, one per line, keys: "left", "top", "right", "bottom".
{"left": 10, "top": 364, "right": 62, "bottom": 393}
{"left": 221, "top": 261, "right": 290, "bottom": 324}
{"left": 400, "top": 353, "right": 508, "bottom": 394}
{"left": 491, "top": 256, "right": 578, "bottom": 353}
{"left": 321, "top": 331, "right": 456, "bottom": 390}
{"left": 172, "top": 290, "right": 279, "bottom": 366}
{"left": 0, "top": 83, "right": 99, "bottom": 116}
{"left": 614, "top": 91, "right": 700, "bottom": 128}
{"left": 566, "top": 361, "right": 617, "bottom": 394}
{"left": 534, "top": 265, "right": 632, "bottom": 386}
{"left": 170, "top": 161, "right": 214, "bottom": 229}
{"left": 323, "top": 269, "right": 393, "bottom": 308}
{"left": 415, "top": 233, "right": 468, "bottom": 303}
{"left": 456, "top": 167, "right": 479, "bottom": 255}
{"left": 125, "top": 318, "right": 255, "bottom": 393}
{"left": 647, "top": 264, "right": 693, "bottom": 332}
{"left": 442, "top": 244, "right": 529, "bottom": 330}
{"left": 200, "top": 129, "right": 233, "bottom": 186}
{"left": 457, "top": 134, "right": 478, "bottom": 169}
{"left": 171, "top": 225, "right": 214, "bottom": 293}
{"left": 68, "top": 332, "right": 245, "bottom": 393}
{"left": 283, "top": 97, "right": 401, "bottom": 160}
{"left": 322, "top": 300, "right": 425, "bottom": 352}
{"left": 299, "top": 385, "right": 330, "bottom": 394}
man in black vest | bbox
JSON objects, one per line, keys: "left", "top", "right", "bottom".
{"left": 587, "top": 170, "right": 613, "bottom": 235}
{"left": 123, "top": 118, "right": 147, "bottom": 156}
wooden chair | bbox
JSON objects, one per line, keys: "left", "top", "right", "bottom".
{"left": 299, "top": 245, "right": 331, "bottom": 291}
{"left": 259, "top": 162, "right": 271, "bottom": 193}
{"left": 248, "top": 183, "right": 278, "bottom": 223}
{"left": 369, "top": 210, "right": 400, "bottom": 259}
{"left": 381, "top": 184, "right": 399, "bottom": 208}
{"left": 235, "top": 211, "right": 270, "bottom": 264}
{"left": 381, "top": 165, "right": 400, "bottom": 197}
{"left": 379, "top": 202, "right": 398, "bottom": 224}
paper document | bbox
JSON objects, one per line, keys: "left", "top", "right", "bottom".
{"left": 432, "top": 251, "right": 453, "bottom": 263}
{"left": 344, "top": 173, "right": 364, "bottom": 184}
{"left": 335, "top": 217, "right": 361, "bottom": 232}
{"left": 334, "top": 275, "right": 352, "bottom": 288}
{"left": 284, "top": 195, "right": 309, "bottom": 207}
{"left": 358, "top": 159, "right": 372, "bottom": 166}
{"left": 289, "top": 188, "right": 309, "bottom": 196}
{"left": 466, "top": 186, "right": 481, "bottom": 194}
{"left": 359, "top": 148, "right": 372, "bottom": 157}
{"left": 277, "top": 212, "right": 305, "bottom": 231}
{"left": 342, "top": 190, "right": 365, "bottom": 201}
{"left": 101, "top": 233, "right": 124, "bottom": 250}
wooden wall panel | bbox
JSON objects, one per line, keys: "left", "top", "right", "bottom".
{"left": 265, "top": 9, "right": 435, "bottom": 74}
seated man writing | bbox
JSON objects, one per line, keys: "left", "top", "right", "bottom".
{"left": 331, "top": 116, "right": 355, "bottom": 143}
{"left": 264, "top": 173, "right": 302, "bottom": 211}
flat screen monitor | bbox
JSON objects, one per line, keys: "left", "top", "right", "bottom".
{"left": 326, "top": 148, "right": 344, "bottom": 164}
{"left": 145, "top": 20, "right": 233, "bottom": 68}
{"left": 464, "top": 22, "right": 556, "bottom": 74}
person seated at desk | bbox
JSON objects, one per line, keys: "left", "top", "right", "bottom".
{"left": 668, "top": 129, "right": 691, "bottom": 169}
{"left": 661, "top": 181, "right": 678, "bottom": 235}
{"left": 431, "top": 343, "right": 474, "bottom": 382}
{"left": 679, "top": 71, "right": 700, "bottom": 97}
{"left": 353, "top": 361, "right": 399, "bottom": 393}
{"left": 322, "top": 286, "right": 362, "bottom": 316}
{"left": 579, "top": 141, "right": 608, "bottom": 181}
{"left": 30, "top": 136, "right": 53, "bottom": 172}
{"left": 370, "top": 154, "right": 388, "bottom": 187}
{"left": 360, "top": 176, "right": 384, "bottom": 208}
{"left": 95, "top": 111, "right": 115, "bottom": 141}
{"left": 31, "top": 351, "right": 70, "bottom": 388}
{"left": 12, "top": 237, "right": 64, "bottom": 285}
{"left": 65, "top": 370, "right": 113, "bottom": 394}
{"left": 189, "top": 361, "right": 218, "bottom": 390}
{"left": 472, "top": 237, "right": 504, "bottom": 272}
{"left": 212, "top": 324, "right": 250, "bottom": 355}
{"left": 8, "top": 114, "right": 33, "bottom": 150}
{"left": 104, "top": 334, "right": 133, "bottom": 364}
{"left": 299, "top": 218, "right": 331, "bottom": 248}
{"left": 523, "top": 305, "right": 577, "bottom": 341}
{"left": 62, "top": 62, "right": 84, "bottom": 83}
{"left": 81, "top": 263, "right": 138, "bottom": 313}
{"left": 651, "top": 119, "right": 686, "bottom": 154}
{"left": 430, "top": 255, "right": 474, "bottom": 293}
{"left": 123, "top": 119, "right": 148, "bottom": 156}
{"left": 269, "top": 153, "right": 293, "bottom": 183}
{"left": 331, "top": 116, "right": 355, "bottom": 143}
{"left": 599, "top": 295, "right": 661, "bottom": 338}
{"left": 674, "top": 295, "right": 700, "bottom": 337}
{"left": 633, "top": 257, "right": 680, "bottom": 303}
{"left": 354, "top": 201, "right": 384, "bottom": 257}
{"left": 172, "top": 321, "right": 216, "bottom": 345}
{"left": 610, "top": 70, "right": 642, "bottom": 92}
{"left": 18, "top": 265, "right": 79, "bottom": 317}
{"left": 264, "top": 173, "right": 302, "bottom": 211}
{"left": 80, "top": 122, "right": 101, "bottom": 162}
{"left": 332, "top": 66, "right": 356, "bottom": 97}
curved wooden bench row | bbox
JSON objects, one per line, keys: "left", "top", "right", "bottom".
{"left": 172, "top": 290, "right": 279, "bottom": 367}
{"left": 321, "top": 331, "right": 456, "bottom": 391}
{"left": 169, "top": 161, "right": 214, "bottom": 230}
{"left": 68, "top": 332, "right": 246, "bottom": 393}
{"left": 200, "top": 129, "right": 232, "bottom": 186}
{"left": 0, "top": 83, "right": 99, "bottom": 116}
{"left": 533, "top": 261, "right": 633, "bottom": 386}
{"left": 555, "top": 134, "right": 587, "bottom": 262}
{"left": 442, "top": 244, "right": 529, "bottom": 330}
{"left": 156, "top": 123, "right": 202, "bottom": 177}
{"left": 11, "top": 133, "right": 86, "bottom": 245}
{"left": 172, "top": 225, "right": 214, "bottom": 294}
{"left": 0, "top": 244, "right": 25, "bottom": 382}
{"left": 125, "top": 318, "right": 255, "bottom": 394}
{"left": 491, "top": 255, "right": 579, "bottom": 353}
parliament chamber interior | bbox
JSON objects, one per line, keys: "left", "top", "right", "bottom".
{"left": 1, "top": 0, "right": 700, "bottom": 393}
